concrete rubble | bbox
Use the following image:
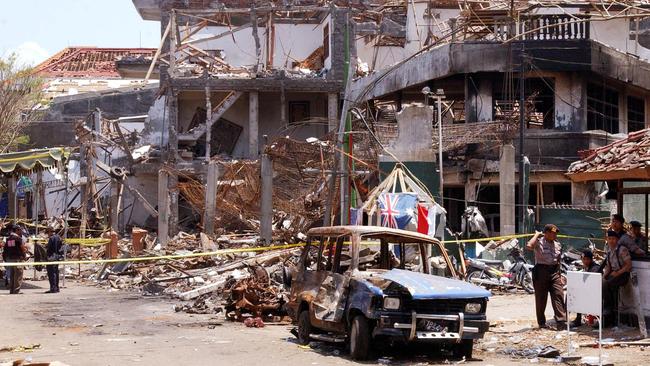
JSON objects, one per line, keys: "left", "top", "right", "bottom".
{"left": 53, "top": 230, "right": 303, "bottom": 324}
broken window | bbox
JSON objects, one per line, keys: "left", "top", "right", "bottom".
{"left": 587, "top": 83, "right": 619, "bottom": 133}
{"left": 627, "top": 96, "right": 645, "bottom": 132}
{"left": 289, "top": 101, "right": 310, "bottom": 124}
{"left": 493, "top": 77, "right": 555, "bottom": 129}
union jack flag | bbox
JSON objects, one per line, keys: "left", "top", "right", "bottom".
{"left": 378, "top": 193, "right": 417, "bottom": 229}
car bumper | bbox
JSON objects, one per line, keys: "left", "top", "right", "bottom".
{"left": 373, "top": 311, "right": 489, "bottom": 342}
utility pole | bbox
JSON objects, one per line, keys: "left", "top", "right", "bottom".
{"left": 518, "top": 43, "right": 526, "bottom": 234}
{"left": 435, "top": 89, "right": 445, "bottom": 205}
{"left": 422, "top": 87, "right": 445, "bottom": 204}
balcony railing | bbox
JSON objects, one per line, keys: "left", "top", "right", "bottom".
{"left": 474, "top": 14, "right": 590, "bottom": 42}
{"left": 520, "top": 14, "right": 590, "bottom": 41}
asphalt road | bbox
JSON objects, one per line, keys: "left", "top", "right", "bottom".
{"left": 0, "top": 278, "right": 644, "bottom": 365}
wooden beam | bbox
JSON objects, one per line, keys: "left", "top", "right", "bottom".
{"left": 181, "top": 22, "right": 252, "bottom": 46}
{"left": 145, "top": 18, "right": 172, "bottom": 83}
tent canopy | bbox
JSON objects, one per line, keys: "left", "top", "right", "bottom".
{"left": 0, "top": 147, "right": 69, "bottom": 175}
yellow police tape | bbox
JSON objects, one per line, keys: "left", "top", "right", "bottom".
{"left": 0, "top": 243, "right": 306, "bottom": 268}
{"left": 440, "top": 233, "right": 604, "bottom": 244}
{"left": 32, "top": 238, "right": 111, "bottom": 246}
{"left": 1, "top": 232, "right": 603, "bottom": 268}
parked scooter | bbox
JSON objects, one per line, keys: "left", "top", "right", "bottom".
{"left": 464, "top": 246, "right": 535, "bottom": 293}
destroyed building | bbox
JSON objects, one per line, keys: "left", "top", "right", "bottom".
{"left": 122, "top": 0, "right": 650, "bottom": 242}
{"left": 131, "top": 0, "right": 354, "bottom": 241}
{"left": 26, "top": 47, "right": 158, "bottom": 149}
{"left": 347, "top": 1, "right": 650, "bottom": 236}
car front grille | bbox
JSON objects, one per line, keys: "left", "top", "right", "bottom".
{"left": 404, "top": 298, "right": 484, "bottom": 314}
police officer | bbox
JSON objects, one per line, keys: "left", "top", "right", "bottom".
{"left": 602, "top": 230, "right": 632, "bottom": 327}
{"left": 3, "top": 224, "right": 27, "bottom": 294}
{"left": 45, "top": 227, "right": 63, "bottom": 293}
{"left": 620, "top": 220, "right": 647, "bottom": 257}
{"left": 526, "top": 224, "right": 566, "bottom": 329}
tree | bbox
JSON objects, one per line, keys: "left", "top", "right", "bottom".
{"left": 0, "top": 55, "right": 43, "bottom": 153}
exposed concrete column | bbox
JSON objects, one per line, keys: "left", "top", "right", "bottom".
{"left": 167, "top": 91, "right": 179, "bottom": 238}
{"left": 260, "top": 137, "right": 273, "bottom": 243}
{"left": 8, "top": 176, "right": 16, "bottom": 219}
{"left": 157, "top": 170, "right": 170, "bottom": 246}
{"left": 499, "top": 143, "right": 516, "bottom": 236}
{"left": 203, "top": 161, "right": 219, "bottom": 235}
{"left": 328, "top": 93, "right": 339, "bottom": 132}
{"left": 619, "top": 91, "right": 628, "bottom": 134}
{"left": 249, "top": 91, "right": 259, "bottom": 158}
{"left": 464, "top": 180, "right": 479, "bottom": 203}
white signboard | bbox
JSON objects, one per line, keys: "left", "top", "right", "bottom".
{"left": 567, "top": 271, "right": 602, "bottom": 316}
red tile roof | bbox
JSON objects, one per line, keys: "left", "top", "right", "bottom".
{"left": 35, "top": 47, "right": 156, "bottom": 78}
{"left": 568, "top": 128, "right": 650, "bottom": 181}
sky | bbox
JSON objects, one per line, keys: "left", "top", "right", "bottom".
{"left": 0, "top": 0, "right": 160, "bottom": 66}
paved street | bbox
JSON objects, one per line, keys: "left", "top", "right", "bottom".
{"left": 0, "top": 279, "right": 646, "bottom": 365}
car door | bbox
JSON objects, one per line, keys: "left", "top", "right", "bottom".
{"left": 311, "top": 235, "right": 352, "bottom": 333}
{"left": 289, "top": 237, "right": 330, "bottom": 316}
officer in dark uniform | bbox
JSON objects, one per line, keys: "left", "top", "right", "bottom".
{"left": 3, "top": 224, "right": 27, "bottom": 294}
{"left": 526, "top": 224, "right": 566, "bottom": 329}
{"left": 45, "top": 227, "right": 63, "bottom": 293}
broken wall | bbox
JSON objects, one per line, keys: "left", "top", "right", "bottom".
{"left": 41, "top": 85, "right": 158, "bottom": 122}
{"left": 177, "top": 91, "right": 329, "bottom": 158}
{"left": 184, "top": 21, "right": 327, "bottom": 70}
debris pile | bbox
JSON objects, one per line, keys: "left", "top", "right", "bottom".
{"left": 60, "top": 230, "right": 303, "bottom": 324}
{"left": 178, "top": 137, "right": 344, "bottom": 241}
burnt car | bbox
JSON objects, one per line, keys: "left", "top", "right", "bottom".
{"left": 287, "top": 226, "right": 491, "bottom": 360}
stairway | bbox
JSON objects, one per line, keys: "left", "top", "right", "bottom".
{"left": 179, "top": 91, "right": 243, "bottom": 142}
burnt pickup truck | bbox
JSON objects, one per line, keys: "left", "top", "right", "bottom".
{"left": 287, "top": 226, "right": 491, "bottom": 360}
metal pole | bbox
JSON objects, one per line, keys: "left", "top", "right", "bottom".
{"left": 437, "top": 95, "right": 444, "bottom": 205}
{"left": 260, "top": 136, "right": 273, "bottom": 243}
{"left": 518, "top": 42, "right": 526, "bottom": 234}
{"left": 61, "top": 167, "right": 70, "bottom": 287}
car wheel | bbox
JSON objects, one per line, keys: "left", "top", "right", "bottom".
{"left": 521, "top": 272, "right": 535, "bottom": 294}
{"left": 349, "top": 315, "right": 371, "bottom": 360}
{"left": 452, "top": 339, "right": 473, "bottom": 360}
{"left": 297, "top": 310, "right": 312, "bottom": 345}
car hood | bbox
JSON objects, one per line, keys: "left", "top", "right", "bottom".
{"left": 378, "top": 269, "right": 491, "bottom": 300}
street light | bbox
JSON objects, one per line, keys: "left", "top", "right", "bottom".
{"left": 422, "top": 87, "right": 445, "bottom": 206}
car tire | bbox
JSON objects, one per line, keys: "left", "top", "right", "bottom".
{"left": 349, "top": 315, "right": 371, "bottom": 360}
{"left": 453, "top": 339, "right": 473, "bottom": 360}
{"left": 297, "top": 310, "right": 312, "bottom": 345}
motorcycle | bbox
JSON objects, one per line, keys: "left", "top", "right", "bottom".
{"left": 465, "top": 247, "right": 534, "bottom": 294}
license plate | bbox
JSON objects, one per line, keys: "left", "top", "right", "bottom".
{"left": 419, "top": 320, "right": 448, "bottom": 332}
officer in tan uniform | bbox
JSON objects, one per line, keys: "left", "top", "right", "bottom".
{"left": 526, "top": 224, "right": 566, "bottom": 329}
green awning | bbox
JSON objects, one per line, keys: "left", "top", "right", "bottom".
{"left": 0, "top": 147, "right": 69, "bottom": 175}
